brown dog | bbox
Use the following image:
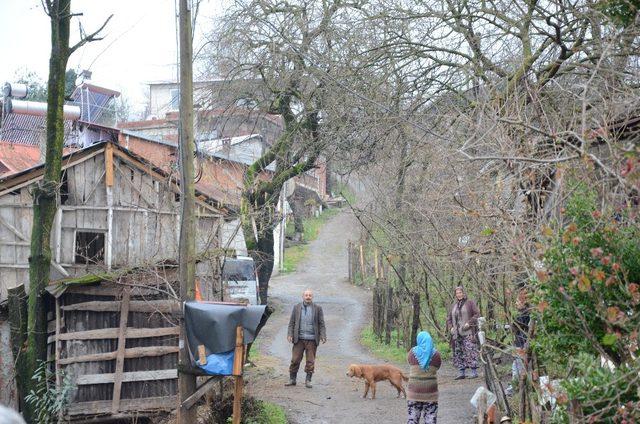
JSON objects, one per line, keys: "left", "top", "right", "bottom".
{"left": 347, "top": 364, "right": 408, "bottom": 399}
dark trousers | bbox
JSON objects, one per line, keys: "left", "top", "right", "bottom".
{"left": 289, "top": 339, "right": 317, "bottom": 374}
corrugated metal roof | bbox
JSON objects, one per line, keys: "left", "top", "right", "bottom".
{"left": 0, "top": 112, "right": 75, "bottom": 146}
{"left": 197, "top": 134, "right": 275, "bottom": 171}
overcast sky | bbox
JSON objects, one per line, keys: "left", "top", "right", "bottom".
{"left": 0, "top": 0, "right": 221, "bottom": 117}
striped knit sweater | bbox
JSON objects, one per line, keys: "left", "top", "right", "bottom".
{"left": 406, "top": 349, "right": 441, "bottom": 403}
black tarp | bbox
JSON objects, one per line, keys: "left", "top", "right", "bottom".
{"left": 184, "top": 302, "right": 266, "bottom": 356}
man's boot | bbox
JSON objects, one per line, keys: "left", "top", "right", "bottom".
{"left": 305, "top": 373, "right": 313, "bottom": 388}
{"left": 454, "top": 368, "right": 466, "bottom": 380}
{"left": 469, "top": 368, "right": 479, "bottom": 379}
{"left": 284, "top": 372, "right": 297, "bottom": 386}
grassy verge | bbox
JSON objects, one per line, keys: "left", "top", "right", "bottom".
{"left": 282, "top": 208, "right": 339, "bottom": 273}
{"left": 361, "top": 327, "right": 407, "bottom": 363}
{"left": 246, "top": 400, "right": 287, "bottom": 424}
{"left": 361, "top": 326, "right": 451, "bottom": 363}
{"left": 223, "top": 399, "right": 287, "bottom": 424}
{"left": 246, "top": 333, "right": 262, "bottom": 364}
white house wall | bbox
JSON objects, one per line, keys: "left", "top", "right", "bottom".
{"left": 220, "top": 219, "right": 247, "bottom": 256}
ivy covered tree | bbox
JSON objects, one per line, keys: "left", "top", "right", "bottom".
{"left": 19, "top": 2, "right": 110, "bottom": 421}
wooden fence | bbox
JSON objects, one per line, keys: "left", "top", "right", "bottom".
{"left": 347, "top": 241, "right": 404, "bottom": 344}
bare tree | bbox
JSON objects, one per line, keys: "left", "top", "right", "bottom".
{"left": 205, "top": 0, "right": 373, "bottom": 303}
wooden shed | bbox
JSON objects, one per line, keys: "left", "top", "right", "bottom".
{"left": 0, "top": 141, "right": 237, "bottom": 418}
{"left": 47, "top": 271, "right": 181, "bottom": 421}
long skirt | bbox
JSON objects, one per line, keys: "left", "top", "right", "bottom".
{"left": 452, "top": 334, "right": 479, "bottom": 370}
{"left": 407, "top": 400, "right": 438, "bottom": 424}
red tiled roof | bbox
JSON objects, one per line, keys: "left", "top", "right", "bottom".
{"left": 0, "top": 142, "right": 76, "bottom": 177}
{"left": 0, "top": 142, "right": 42, "bottom": 176}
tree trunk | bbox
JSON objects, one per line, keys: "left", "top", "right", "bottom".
{"left": 255, "top": 225, "right": 275, "bottom": 305}
{"left": 287, "top": 196, "right": 305, "bottom": 242}
{"left": 410, "top": 292, "right": 421, "bottom": 348}
{"left": 23, "top": 2, "right": 72, "bottom": 419}
{"left": 8, "top": 285, "right": 28, "bottom": 412}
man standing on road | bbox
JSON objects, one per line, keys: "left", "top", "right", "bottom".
{"left": 285, "top": 289, "right": 326, "bottom": 388}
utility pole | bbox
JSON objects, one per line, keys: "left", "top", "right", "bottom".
{"left": 177, "top": 0, "right": 196, "bottom": 421}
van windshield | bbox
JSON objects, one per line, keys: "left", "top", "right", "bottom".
{"left": 222, "top": 259, "right": 255, "bottom": 282}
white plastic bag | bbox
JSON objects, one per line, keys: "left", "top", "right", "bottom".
{"left": 470, "top": 386, "right": 497, "bottom": 408}
{"left": 539, "top": 375, "right": 562, "bottom": 409}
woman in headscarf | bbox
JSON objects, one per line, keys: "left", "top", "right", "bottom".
{"left": 446, "top": 286, "right": 480, "bottom": 380}
{"left": 407, "top": 330, "right": 442, "bottom": 424}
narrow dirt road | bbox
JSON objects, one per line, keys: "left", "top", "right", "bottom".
{"left": 246, "top": 210, "right": 477, "bottom": 423}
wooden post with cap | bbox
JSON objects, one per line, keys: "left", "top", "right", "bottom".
{"left": 232, "top": 325, "right": 245, "bottom": 424}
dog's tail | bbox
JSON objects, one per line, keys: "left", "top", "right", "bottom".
{"left": 401, "top": 372, "right": 409, "bottom": 382}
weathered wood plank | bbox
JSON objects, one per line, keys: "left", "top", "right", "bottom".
{"left": 76, "top": 162, "right": 86, "bottom": 205}
{"left": 116, "top": 165, "right": 154, "bottom": 208}
{"left": 58, "top": 346, "right": 179, "bottom": 365}
{"left": 75, "top": 369, "right": 177, "bottom": 385}
{"left": 66, "top": 395, "right": 176, "bottom": 416}
{"left": 50, "top": 261, "right": 70, "bottom": 277}
{"left": 0, "top": 213, "right": 28, "bottom": 241}
{"left": 61, "top": 284, "right": 161, "bottom": 297}
{"left": 181, "top": 377, "right": 221, "bottom": 410}
{"left": 0, "top": 241, "right": 29, "bottom": 246}
{"left": 111, "top": 289, "right": 131, "bottom": 413}
{"left": 82, "top": 169, "right": 106, "bottom": 206}
{"left": 61, "top": 300, "right": 181, "bottom": 313}
{"left": 55, "top": 298, "right": 62, "bottom": 391}
{"left": 105, "top": 143, "right": 114, "bottom": 187}
{"left": 111, "top": 148, "right": 220, "bottom": 214}
{"left": 48, "top": 326, "right": 179, "bottom": 343}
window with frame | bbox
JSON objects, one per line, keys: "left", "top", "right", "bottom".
{"left": 75, "top": 231, "right": 105, "bottom": 264}
{"left": 170, "top": 89, "right": 180, "bottom": 111}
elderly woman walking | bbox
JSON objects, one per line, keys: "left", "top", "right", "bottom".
{"left": 446, "top": 286, "right": 480, "bottom": 380}
{"left": 407, "top": 331, "right": 442, "bottom": 424}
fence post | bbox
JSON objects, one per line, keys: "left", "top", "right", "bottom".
{"left": 232, "top": 326, "right": 244, "bottom": 424}
{"left": 359, "top": 244, "right": 366, "bottom": 284}
{"left": 373, "top": 280, "right": 380, "bottom": 338}
{"left": 385, "top": 283, "right": 393, "bottom": 345}
{"left": 477, "top": 391, "right": 486, "bottom": 424}
{"left": 347, "top": 242, "right": 353, "bottom": 284}
{"left": 374, "top": 249, "right": 379, "bottom": 279}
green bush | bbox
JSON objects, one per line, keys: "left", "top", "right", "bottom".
{"left": 553, "top": 353, "right": 640, "bottom": 423}
{"left": 24, "top": 361, "right": 74, "bottom": 424}
{"left": 533, "top": 188, "right": 640, "bottom": 421}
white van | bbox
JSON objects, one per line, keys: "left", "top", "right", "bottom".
{"left": 221, "top": 256, "right": 259, "bottom": 305}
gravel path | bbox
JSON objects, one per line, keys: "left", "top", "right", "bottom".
{"left": 246, "top": 209, "right": 477, "bottom": 423}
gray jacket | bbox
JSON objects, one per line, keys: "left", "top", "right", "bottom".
{"left": 287, "top": 302, "right": 326, "bottom": 344}
{"left": 446, "top": 298, "right": 480, "bottom": 337}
